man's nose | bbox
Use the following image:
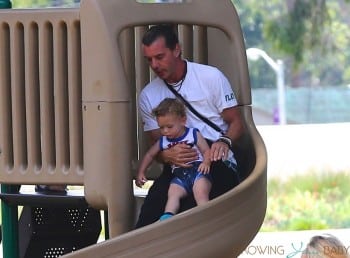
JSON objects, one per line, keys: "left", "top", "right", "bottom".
{"left": 150, "top": 59, "right": 158, "bottom": 69}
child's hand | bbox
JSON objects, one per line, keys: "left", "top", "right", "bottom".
{"left": 198, "top": 163, "right": 210, "bottom": 174}
{"left": 136, "top": 175, "right": 147, "bottom": 187}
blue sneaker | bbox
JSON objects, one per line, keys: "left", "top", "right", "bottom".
{"left": 159, "top": 212, "right": 174, "bottom": 221}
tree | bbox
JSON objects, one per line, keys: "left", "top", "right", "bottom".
{"left": 265, "top": 0, "right": 334, "bottom": 66}
{"left": 234, "top": 0, "right": 350, "bottom": 87}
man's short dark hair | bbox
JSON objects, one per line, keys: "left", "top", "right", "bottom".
{"left": 142, "top": 24, "right": 179, "bottom": 50}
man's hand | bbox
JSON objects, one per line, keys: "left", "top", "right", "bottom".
{"left": 161, "top": 143, "right": 198, "bottom": 167}
{"left": 210, "top": 141, "right": 230, "bottom": 161}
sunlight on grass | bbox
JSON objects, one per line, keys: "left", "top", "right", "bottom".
{"left": 262, "top": 170, "right": 350, "bottom": 232}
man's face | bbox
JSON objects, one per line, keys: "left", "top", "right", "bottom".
{"left": 142, "top": 36, "right": 179, "bottom": 81}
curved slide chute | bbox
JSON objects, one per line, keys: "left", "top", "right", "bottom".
{"left": 67, "top": 0, "right": 267, "bottom": 257}
{"left": 0, "top": 0, "right": 267, "bottom": 257}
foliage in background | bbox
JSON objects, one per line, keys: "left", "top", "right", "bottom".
{"left": 262, "top": 171, "right": 350, "bottom": 231}
{"left": 264, "top": 0, "right": 329, "bottom": 66}
{"left": 12, "top": 0, "right": 78, "bottom": 8}
{"left": 234, "top": 0, "right": 350, "bottom": 88}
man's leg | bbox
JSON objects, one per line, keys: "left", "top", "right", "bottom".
{"left": 209, "top": 161, "right": 240, "bottom": 200}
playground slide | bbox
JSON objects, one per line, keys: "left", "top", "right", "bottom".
{"left": 63, "top": 107, "right": 267, "bottom": 258}
{"left": 0, "top": 0, "right": 267, "bottom": 257}
{"left": 70, "top": 0, "right": 267, "bottom": 254}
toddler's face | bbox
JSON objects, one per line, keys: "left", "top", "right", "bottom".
{"left": 157, "top": 114, "right": 186, "bottom": 139}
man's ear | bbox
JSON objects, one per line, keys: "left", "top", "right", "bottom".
{"left": 174, "top": 44, "right": 181, "bottom": 57}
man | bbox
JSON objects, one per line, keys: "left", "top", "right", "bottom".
{"left": 136, "top": 24, "right": 243, "bottom": 228}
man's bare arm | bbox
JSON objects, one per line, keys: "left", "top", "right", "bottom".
{"left": 210, "top": 106, "right": 243, "bottom": 161}
{"left": 222, "top": 106, "right": 244, "bottom": 142}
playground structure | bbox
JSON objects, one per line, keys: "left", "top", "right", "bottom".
{"left": 0, "top": 0, "right": 267, "bottom": 257}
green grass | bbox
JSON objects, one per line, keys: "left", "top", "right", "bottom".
{"left": 262, "top": 170, "right": 350, "bottom": 231}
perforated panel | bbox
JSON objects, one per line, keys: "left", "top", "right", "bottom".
{"left": 19, "top": 206, "right": 101, "bottom": 258}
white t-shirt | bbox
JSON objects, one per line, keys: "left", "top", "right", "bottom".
{"left": 138, "top": 61, "right": 238, "bottom": 142}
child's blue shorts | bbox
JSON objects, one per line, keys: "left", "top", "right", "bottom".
{"left": 171, "top": 161, "right": 212, "bottom": 194}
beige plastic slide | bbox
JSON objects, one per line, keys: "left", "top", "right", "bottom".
{"left": 0, "top": 0, "right": 267, "bottom": 257}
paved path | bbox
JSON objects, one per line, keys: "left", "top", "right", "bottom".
{"left": 257, "top": 123, "right": 350, "bottom": 180}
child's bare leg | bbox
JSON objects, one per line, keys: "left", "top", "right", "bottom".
{"left": 193, "top": 177, "right": 211, "bottom": 205}
{"left": 164, "top": 183, "right": 187, "bottom": 214}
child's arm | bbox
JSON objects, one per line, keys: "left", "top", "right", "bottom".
{"left": 195, "top": 131, "right": 211, "bottom": 174}
{"left": 136, "top": 140, "right": 161, "bottom": 187}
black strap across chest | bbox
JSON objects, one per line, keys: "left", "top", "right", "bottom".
{"left": 163, "top": 64, "right": 224, "bottom": 135}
